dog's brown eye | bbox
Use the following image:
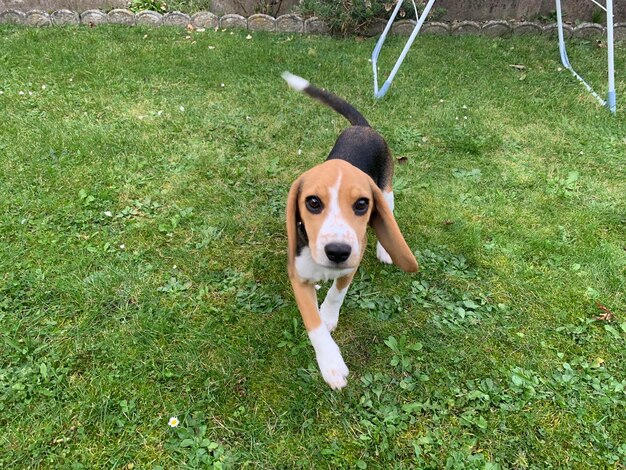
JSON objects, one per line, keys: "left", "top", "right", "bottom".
{"left": 305, "top": 196, "right": 323, "bottom": 214}
{"left": 353, "top": 198, "right": 369, "bottom": 216}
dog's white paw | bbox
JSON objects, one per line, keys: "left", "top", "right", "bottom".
{"left": 316, "top": 348, "right": 349, "bottom": 390}
{"left": 309, "top": 326, "right": 349, "bottom": 390}
{"left": 377, "top": 242, "right": 393, "bottom": 264}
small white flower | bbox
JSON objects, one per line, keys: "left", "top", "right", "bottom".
{"left": 439, "top": 99, "right": 444, "bottom": 103}
{"left": 119, "top": 244, "right": 125, "bottom": 249}
{"left": 42, "top": 84, "right": 47, "bottom": 90}
{"left": 462, "top": 105, "right": 467, "bottom": 109}
{"left": 168, "top": 417, "right": 180, "bottom": 428}
{"left": 157, "top": 110, "right": 163, "bottom": 116}
{"left": 196, "top": 28, "right": 206, "bottom": 32}
{"left": 104, "top": 211, "right": 113, "bottom": 217}
{"left": 138, "top": 115, "right": 145, "bottom": 120}
{"left": 179, "top": 106, "right": 185, "bottom": 112}
{"left": 297, "top": 149, "right": 302, "bottom": 156}
{"left": 208, "top": 46, "right": 215, "bottom": 50}
{"left": 69, "top": 78, "right": 73, "bottom": 82}
{"left": 28, "top": 91, "right": 33, "bottom": 96}
{"left": 19, "top": 91, "right": 25, "bottom": 95}
{"left": 463, "top": 116, "right": 468, "bottom": 120}
{"left": 0, "top": 90, "right": 4, "bottom": 95}
{"left": 220, "top": 83, "right": 225, "bottom": 87}
{"left": 246, "top": 34, "right": 252, "bottom": 40}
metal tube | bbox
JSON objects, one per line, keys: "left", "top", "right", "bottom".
{"left": 606, "top": 0, "right": 616, "bottom": 112}
{"left": 385, "top": 0, "right": 437, "bottom": 86}
{"left": 554, "top": 0, "right": 608, "bottom": 109}
{"left": 589, "top": 0, "right": 607, "bottom": 12}
{"left": 372, "top": 0, "right": 404, "bottom": 95}
{"left": 373, "top": 0, "right": 437, "bottom": 98}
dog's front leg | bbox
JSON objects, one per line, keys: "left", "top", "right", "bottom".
{"left": 291, "top": 278, "right": 349, "bottom": 390}
{"left": 320, "top": 272, "right": 355, "bottom": 333}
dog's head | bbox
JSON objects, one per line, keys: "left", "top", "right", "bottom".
{"left": 287, "top": 160, "right": 418, "bottom": 279}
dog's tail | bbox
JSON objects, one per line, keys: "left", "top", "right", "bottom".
{"left": 282, "top": 71, "right": 370, "bottom": 127}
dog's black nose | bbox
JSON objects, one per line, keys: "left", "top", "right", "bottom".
{"left": 325, "top": 243, "right": 352, "bottom": 263}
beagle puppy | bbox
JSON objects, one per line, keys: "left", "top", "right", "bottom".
{"left": 283, "top": 72, "right": 419, "bottom": 390}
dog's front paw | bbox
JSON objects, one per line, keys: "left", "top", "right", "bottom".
{"left": 308, "top": 326, "right": 349, "bottom": 390}
{"left": 316, "top": 347, "right": 349, "bottom": 390}
{"left": 376, "top": 242, "right": 393, "bottom": 264}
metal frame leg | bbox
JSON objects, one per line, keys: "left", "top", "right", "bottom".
{"left": 372, "top": 0, "right": 437, "bottom": 99}
{"left": 555, "top": 0, "right": 616, "bottom": 113}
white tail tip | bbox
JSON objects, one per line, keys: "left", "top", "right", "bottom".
{"left": 282, "top": 71, "right": 309, "bottom": 92}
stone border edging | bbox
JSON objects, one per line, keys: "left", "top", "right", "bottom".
{"left": 0, "top": 8, "right": 624, "bottom": 42}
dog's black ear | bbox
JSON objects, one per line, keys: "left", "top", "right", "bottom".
{"left": 368, "top": 181, "right": 418, "bottom": 273}
{"left": 286, "top": 177, "right": 303, "bottom": 277}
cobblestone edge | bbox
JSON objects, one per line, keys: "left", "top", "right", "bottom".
{"left": 0, "top": 8, "right": 624, "bottom": 43}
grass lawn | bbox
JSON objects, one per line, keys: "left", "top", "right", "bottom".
{"left": 1, "top": 25, "right": 625, "bottom": 468}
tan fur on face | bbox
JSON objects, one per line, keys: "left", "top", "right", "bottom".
{"left": 305, "top": 162, "right": 370, "bottom": 267}
{"left": 287, "top": 160, "right": 418, "bottom": 280}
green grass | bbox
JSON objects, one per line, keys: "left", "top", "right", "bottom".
{"left": 1, "top": 25, "right": 625, "bottom": 468}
